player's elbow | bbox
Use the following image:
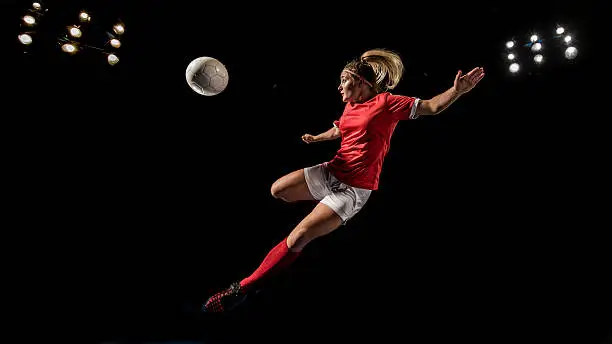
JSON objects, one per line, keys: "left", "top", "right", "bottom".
{"left": 417, "top": 99, "right": 439, "bottom": 116}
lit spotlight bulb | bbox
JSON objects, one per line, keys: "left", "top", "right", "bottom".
{"left": 32, "top": 2, "right": 41, "bottom": 10}
{"left": 18, "top": 33, "right": 33, "bottom": 45}
{"left": 110, "top": 38, "right": 121, "bottom": 48}
{"left": 61, "top": 43, "right": 77, "bottom": 54}
{"left": 113, "top": 24, "right": 125, "bottom": 35}
{"left": 531, "top": 42, "right": 542, "bottom": 52}
{"left": 79, "top": 11, "right": 90, "bottom": 22}
{"left": 23, "top": 15, "right": 36, "bottom": 26}
{"left": 507, "top": 53, "right": 515, "bottom": 60}
{"left": 107, "top": 54, "right": 119, "bottom": 66}
{"left": 69, "top": 27, "right": 82, "bottom": 38}
{"left": 530, "top": 34, "right": 538, "bottom": 42}
{"left": 509, "top": 63, "right": 520, "bottom": 73}
{"left": 534, "top": 54, "right": 543, "bottom": 64}
{"left": 556, "top": 27, "right": 564, "bottom": 35}
{"left": 564, "top": 35, "right": 572, "bottom": 43}
{"left": 565, "top": 46, "right": 578, "bottom": 60}
{"left": 506, "top": 40, "right": 514, "bottom": 49}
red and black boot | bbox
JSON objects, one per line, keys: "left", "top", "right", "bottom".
{"left": 202, "top": 282, "right": 248, "bottom": 313}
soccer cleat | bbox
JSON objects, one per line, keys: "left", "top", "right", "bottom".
{"left": 202, "top": 282, "right": 248, "bottom": 313}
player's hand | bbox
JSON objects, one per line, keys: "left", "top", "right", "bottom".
{"left": 454, "top": 67, "right": 485, "bottom": 95}
{"left": 301, "top": 134, "right": 317, "bottom": 144}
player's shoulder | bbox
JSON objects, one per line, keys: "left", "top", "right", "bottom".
{"left": 383, "top": 92, "right": 418, "bottom": 102}
{"left": 383, "top": 92, "right": 414, "bottom": 98}
{"left": 375, "top": 92, "right": 391, "bottom": 103}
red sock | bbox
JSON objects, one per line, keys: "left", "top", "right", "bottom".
{"left": 239, "top": 237, "right": 300, "bottom": 290}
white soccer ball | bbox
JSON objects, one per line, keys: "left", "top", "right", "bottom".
{"left": 185, "top": 56, "right": 229, "bottom": 96}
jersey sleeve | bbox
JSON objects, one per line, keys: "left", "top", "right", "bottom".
{"left": 387, "top": 94, "right": 420, "bottom": 120}
{"left": 333, "top": 120, "right": 340, "bottom": 128}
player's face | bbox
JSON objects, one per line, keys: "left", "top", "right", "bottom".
{"left": 338, "top": 71, "right": 358, "bottom": 103}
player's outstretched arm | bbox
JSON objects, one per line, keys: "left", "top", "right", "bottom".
{"left": 416, "top": 67, "right": 485, "bottom": 116}
{"left": 302, "top": 126, "right": 341, "bottom": 144}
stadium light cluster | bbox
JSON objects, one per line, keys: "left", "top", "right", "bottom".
{"left": 17, "top": 2, "right": 125, "bottom": 66}
{"left": 17, "top": 2, "right": 47, "bottom": 47}
{"left": 504, "top": 24, "right": 579, "bottom": 75}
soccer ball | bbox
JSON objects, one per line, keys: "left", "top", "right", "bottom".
{"left": 185, "top": 56, "right": 229, "bottom": 96}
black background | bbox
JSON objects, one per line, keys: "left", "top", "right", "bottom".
{"left": 2, "top": 1, "right": 608, "bottom": 343}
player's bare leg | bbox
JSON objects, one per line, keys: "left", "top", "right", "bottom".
{"left": 270, "top": 169, "right": 316, "bottom": 202}
{"left": 285, "top": 202, "right": 343, "bottom": 251}
{"left": 203, "top": 203, "right": 342, "bottom": 312}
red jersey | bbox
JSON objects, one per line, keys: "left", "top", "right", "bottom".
{"left": 326, "top": 92, "right": 420, "bottom": 190}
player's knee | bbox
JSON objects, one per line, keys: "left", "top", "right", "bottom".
{"left": 270, "top": 183, "right": 283, "bottom": 199}
{"left": 287, "top": 226, "right": 315, "bottom": 251}
{"left": 271, "top": 182, "right": 292, "bottom": 202}
{"left": 270, "top": 182, "right": 282, "bottom": 199}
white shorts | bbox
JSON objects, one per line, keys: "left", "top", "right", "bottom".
{"left": 303, "top": 163, "right": 372, "bottom": 225}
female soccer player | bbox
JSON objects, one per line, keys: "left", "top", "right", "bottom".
{"left": 203, "top": 48, "right": 485, "bottom": 312}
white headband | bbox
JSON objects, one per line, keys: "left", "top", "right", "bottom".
{"left": 343, "top": 69, "right": 373, "bottom": 88}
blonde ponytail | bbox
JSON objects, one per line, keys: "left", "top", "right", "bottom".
{"left": 360, "top": 48, "right": 404, "bottom": 91}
